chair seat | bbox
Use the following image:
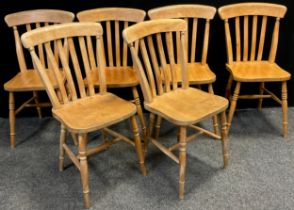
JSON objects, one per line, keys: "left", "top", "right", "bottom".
{"left": 4, "top": 69, "right": 59, "bottom": 92}
{"left": 86, "top": 66, "right": 139, "bottom": 88}
{"left": 226, "top": 61, "right": 291, "bottom": 82}
{"left": 145, "top": 88, "right": 228, "bottom": 126}
{"left": 52, "top": 93, "right": 137, "bottom": 133}
{"left": 163, "top": 63, "right": 216, "bottom": 84}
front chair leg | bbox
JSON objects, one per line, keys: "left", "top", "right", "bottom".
{"left": 154, "top": 116, "right": 162, "bottom": 141}
{"left": 221, "top": 112, "right": 229, "bottom": 168}
{"left": 9, "top": 92, "right": 16, "bottom": 149}
{"left": 132, "top": 86, "right": 147, "bottom": 139}
{"left": 281, "top": 81, "right": 288, "bottom": 138}
{"left": 144, "top": 113, "right": 155, "bottom": 153}
{"left": 178, "top": 126, "right": 187, "bottom": 199}
{"left": 78, "top": 133, "right": 90, "bottom": 209}
{"left": 130, "top": 116, "right": 147, "bottom": 176}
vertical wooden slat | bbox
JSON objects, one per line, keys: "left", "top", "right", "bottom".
{"left": 257, "top": 16, "right": 267, "bottom": 61}
{"left": 30, "top": 50, "right": 60, "bottom": 108}
{"left": 147, "top": 36, "right": 163, "bottom": 95}
{"left": 201, "top": 19, "right": 210, "bottom": 65}
{"left": 106, "top": 21, "right": 113, "bottom": 67}
{"left": 180, "top": 31, "right": 188, "bottom": 89}
{"left": 269, "top": 18, "right": 280, "bottom": 63}
{"left": 68, "top": 37, "right": 86, "bottom": 98}
{"left": 45, "top": 42, "right": 69, "bottom": 103}
{"left": 13, "top": 26, "right": 27, "bottom": 71}
{"left": 250, "top": 15, "right": 258, "bottom": 61}
{"left": 115, "top": 21, "right": 121, "bottom": 67}
{"left": 79, "top": 37, "right": 95, "bottom": 96}
{"left": 130, "top": 43, "right": 153, "bottom": 102}
{"left": 96, "top": 35, "right": 107, "bottom": 94}
{"left": 123, "top": 21, "right": 129, "bottom": 67}
{"left": 243, "top": 16, "right": 249, "bottom": 61}
{"left": 190, "top": 18, "right": 198, "bottom": 63}
{"left": 57, "top": 40, "right": 77, "bottom": 100}
{"left": 176, "top": 31, "right": 181, "bottom": 63}
{"left": 235, "top": 17, "right": 241, "bottom": 61}
{"left": 224, "top": 20, "right": 233, "bottom": 64}
{"left": 35, "top": 23, "right": 45, "bottom": 66}
{"left": 184, "top": 18, "right": 189, "bottom": 62}
{"left": 156, "top": 33, "right": 170, "bottom": 92}
{"left": 86, "top": 36, "right": 97, "bottom": 69}
{"left": 140, "top": 39, "right": 157, "bottom": 97}
{"left": 166, "top": 32, "right": 177, "bottom": 90}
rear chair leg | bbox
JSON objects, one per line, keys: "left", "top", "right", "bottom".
{"left": 227, "top": 82, "right": 241, "bottom": 134}
{"left": 33, "top": 91, "right": 42, "bottom": 118}
{"left": 144, "top": 113, "right": 155, "bottom": 153}
{"left": 208, "top": 84, "right": 220, "bottom": 136}
{"left": 258, "top": 82, "right": 265, "bottom": 110}
{"left": 132, "top": 87, "right": 147, "bottom": 140}
{"left": 59, "top": 124, "right": 66, "bottom": 171}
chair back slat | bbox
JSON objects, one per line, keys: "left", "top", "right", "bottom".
{"left": 5, "top": 10, "right": 74, "bottom": 72}
{"left": 148, "top": 4, "right": 216, "bottom": 66}
{"left": 218, "top": 3, "right": 287, "bottom": 63}
{"left": 22, "top": 23, "right": 105, "bottom": 108}
{"left": 77, "top": 8, "right": 146, "bottom": 69}
{"left": 257, "top": 16, "right": 268, "bottom": 61}
{"left": 86, "top": 36, "right": 97, "bottom": 69}
{"left": 235, "top": 17, "right": 241, "bottom": 61}
{"left": 123, "top": 19, "right": 187, "bottom": 103}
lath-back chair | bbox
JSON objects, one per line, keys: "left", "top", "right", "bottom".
{"left": 148, "top": 4, "right": 220, "bottom": 141}
{"left": 21, "top": 22, "right": 146, "bottom": 208}
{"left": 123, "top": 19, "right": 229, "bottom": 199}
{"left": 4, "top": 9, "right": 74, "bottom": 148}
{"left": 76, "top": 8, "right": 147, "bottom": 140}
{"left": 218, "top": 3, "right": 291, "bottom": 137}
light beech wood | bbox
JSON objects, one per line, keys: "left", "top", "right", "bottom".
{"left": 218, "top": 3, "right": 291, "bottom": 137}
{"left": 22, "top": 22, "right": 146, "bottom": 208}
{"left": 148, "top": 4, "right": 219, "bottom": 136}
{"left": 4, "top": 9, "right": 74, "bottom": 148}
{"left": 123, "top": 19, "right": 229, "bottom": 199}
{"left": 77, "top": 7, "right": 147, "bottom": 140}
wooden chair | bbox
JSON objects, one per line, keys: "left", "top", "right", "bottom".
{"left": 218, "top": 3, "right": 291, "bottom": 137}
{"left": 76, "top": 8, "right": 147, "bottom": 140}
{"left": 148, "top": 4, "right": 220, "bottom": 141}
{"left": 21, "top": 22, "right": 146, "bottom": 208}
{"left": 4, "top": 9, "right": 75, "bottom": 148}
{"left": 123, "top": 19, "right": 229, "bottom": 199}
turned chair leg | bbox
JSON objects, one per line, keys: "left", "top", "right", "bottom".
{"left": 132, "top": 86, "right": 147, "bottom": 139}
{"left": 70, "top": 133, "right": 78, "bottom": 146}
{"left": 258, "top": 82, "right": 265, "bottom": 110}
{"left": 9, "top": 92, "right": 16, "bottom": 149}
{"left": 281, "top": 81, "right": 288, "bottom": 138}
{"left": 33, "top": 91, "right": 42, "bottom": 118}
{"left": 130, "top": 116, "right": 147, "bottom": 176}
{"left": 227, "top": 82, "right": 241, "bottom": 134}
{"left": 221, "top": 112, "right": 229, "bottom": 168}
{"left": 178, "top": 126, "right": 187, "bottom": 200}
{"left": 59, "top": 124, "right": 66, "bottom": 171}
{"left": 208, "top": 84, "right": 220, "bottom": 135}
{"left": 78, "top": 134, "right": 90, "bottom": 209}
{"left": 144, "top": 113, "right": 155, "bottom": 153}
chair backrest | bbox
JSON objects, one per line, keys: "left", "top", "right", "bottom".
{"left": 21, "top": 23, "right": 106, "bottom": 109}
{"left": 77, "top": 8, "right": 146, "bottom": 68}
{"left": 123, "top": 19, "right": 188, "bottom": 103}
{"left": 148, "top": 4, "right": 216, "bottom": 65}
{"left": 218, "top": 3, "right": 287, "bottom": 64}
{"left": 5, "top": 9, "right": 75, "bottom": 72}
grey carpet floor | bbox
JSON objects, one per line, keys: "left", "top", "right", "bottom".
{"left": 0, "top": 107, "right": 294, "bottom": 210}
